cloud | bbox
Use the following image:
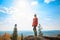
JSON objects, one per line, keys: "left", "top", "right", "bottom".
{"left": 44, "top": 18, "right": 51, "bottom": 21}
{"left": 0, "top": 6, "right": 12, "bottom": 14}
{"left": 31, "top": 1, "right": 38, "bottom": 6}
{"left": 44, "top": 0, "right": 55, "bottom": 4}
{"left": 0, "top": 10, "right": 6, "bottom": 13}
{"left": 0, "top": 0, "right": 35, "bottom": 31}
{"left": 0, "top": 7, "right": 6, "bottom": 13}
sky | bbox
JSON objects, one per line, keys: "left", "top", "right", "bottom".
{"left": 0, "top": 0, "right": 60, "bottom": 31}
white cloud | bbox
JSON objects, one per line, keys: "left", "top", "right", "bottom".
{"left": 44, "top": 0, "right": 55, "bottom": 4}
{"left": 0, "top": 7, "right": 6, "bottom": 13}
{"left": 31, "top": 1, "right": 38, "bottom": 6}
{"left": 1, "top": 0, "right": 58, "bottom": 31}
{"left": 44, "top": 18, "right": 51, "bottom": 21}
{"left": 0, "top": 0, "right": 35, "bottom": 31}
{"left": 0, "top": 6, "right": 13, "bottom": 14}
{"left": 0, "top": 10, "right": 6, "bottom": 13}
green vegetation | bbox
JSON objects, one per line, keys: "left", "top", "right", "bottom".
{"left": 38, "top": 24, "right": 43, "bottom": 37}
{"left": 12, "top": 24, "right": 18, "bottom": 40}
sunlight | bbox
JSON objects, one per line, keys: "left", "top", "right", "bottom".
{"left": 8, "top": 0, "right": 34, "bottom": 31}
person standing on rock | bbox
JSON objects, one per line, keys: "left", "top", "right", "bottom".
{"left": 32, "top": 14, "right": 38, "bottom": 36}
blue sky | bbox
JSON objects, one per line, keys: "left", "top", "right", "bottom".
{"left": 0, "top": 0, "right": 60, "bottom": 31}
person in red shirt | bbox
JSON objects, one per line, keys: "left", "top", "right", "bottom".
{"left": 32, "top": 14, "right": 38, "bottom": 36}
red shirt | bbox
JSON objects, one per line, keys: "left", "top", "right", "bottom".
{"left": 32, "top": 17, "right": 38, "bottom": 27}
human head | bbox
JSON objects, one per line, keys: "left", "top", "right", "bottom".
{"left": 34, "top": 14, "right": 37, "bottom": 17}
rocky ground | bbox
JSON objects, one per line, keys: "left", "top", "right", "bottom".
{"left": 0, "top": 33, "right": 60, "bottom": 40}
{"left": 23, "top": 35, "right": 60, "bottom": 40}
{"left": 24, "top": 35, "right": 49, "bottom": 40}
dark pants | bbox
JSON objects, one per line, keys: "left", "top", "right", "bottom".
{"left": 33, "top": 26, "right": 37, "bottom": 36}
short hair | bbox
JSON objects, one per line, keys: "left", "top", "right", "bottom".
{"left": 34, "top": 14, "right": 36, "bottom": 17}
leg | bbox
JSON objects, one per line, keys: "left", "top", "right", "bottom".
{"left": 33, "top": 26, "right": 37, "bottom": 36}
